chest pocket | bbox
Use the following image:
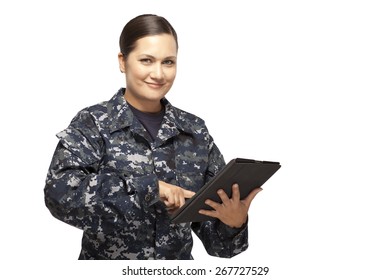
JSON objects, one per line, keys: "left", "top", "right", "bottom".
{"left": 176, "top": 170, "right": 205, "bottom": 192}
{"left": 102, "top": 129, "right": 154, "bottom": 176}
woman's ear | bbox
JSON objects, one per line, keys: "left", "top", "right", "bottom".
{"left": 118, "top": 52, "right": 126, "bottom": 73}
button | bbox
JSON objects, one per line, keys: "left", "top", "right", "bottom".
{"left": 145, "top": 193, "right": 151, "bottom": 202}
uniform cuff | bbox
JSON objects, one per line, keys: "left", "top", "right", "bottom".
{"left": 217, "top": 217, "right": 248, "bottom": 239}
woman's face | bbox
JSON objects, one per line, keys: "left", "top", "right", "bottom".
{"left": 119, "top": 34, "right": 177, "bottom": 112}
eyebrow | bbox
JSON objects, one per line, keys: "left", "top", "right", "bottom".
{"left": 139, "top": 54, "right": 177, "bottom": 60}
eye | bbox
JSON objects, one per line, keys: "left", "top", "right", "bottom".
{"left": 140, "top": 58, "right": 153, "bottom": 64}
{"left": 163, "top": 60, "right": 175, "bottom": 66}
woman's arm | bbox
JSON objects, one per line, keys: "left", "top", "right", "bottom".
{"left": 44, "top": 110, "right": 159, "bottom": 234}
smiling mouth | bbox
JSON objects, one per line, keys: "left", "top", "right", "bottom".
{"left": 145, "top": 82, "right": 165, "bottom": 88}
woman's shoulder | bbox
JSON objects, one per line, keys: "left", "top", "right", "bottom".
{"left": 166, "top": 101, "right": 211, "bottom": 136}
{"left": 69, "top": 101, "right": 108, "bottom": 123}
{"left": 69, "top": 89, "right": 125, "bottom": 126}
{"left": 173, "top": 105, "right": 205, "bottom": 123}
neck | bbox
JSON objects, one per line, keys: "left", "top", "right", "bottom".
{"left": 124, "top": 90, "right": 162, "bottom": 113}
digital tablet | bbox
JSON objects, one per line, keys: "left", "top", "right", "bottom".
{"left": 170, "top": 158, "right": 281, "bottom": 223}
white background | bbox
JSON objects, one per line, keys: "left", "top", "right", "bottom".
{"left": 1, "top": 0, "right": 389, "bottom": 279}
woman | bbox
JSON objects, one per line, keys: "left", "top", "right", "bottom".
{"left": 44, "top": 14, "right": 261, "bottom": 260}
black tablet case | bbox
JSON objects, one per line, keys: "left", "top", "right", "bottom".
{"left": 170, "top": 158, "right": 281, "bottom": 223}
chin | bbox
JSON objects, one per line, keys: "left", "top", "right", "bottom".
{"left": 146, "top": 91, "right": 169, "bottom": 100}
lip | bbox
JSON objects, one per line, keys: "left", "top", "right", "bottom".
{"left": 145, "top": 81, "right": 165, "bottom": 89}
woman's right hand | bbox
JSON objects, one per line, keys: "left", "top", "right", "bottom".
{"left": 158, "top": 180, "right": 195, "bottom": 211}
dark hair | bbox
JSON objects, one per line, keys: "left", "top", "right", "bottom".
{"left": 119, "top": 14, "right": 178, "bottom": 58}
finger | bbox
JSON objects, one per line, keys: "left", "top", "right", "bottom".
{"left": 174, "top": 192, "right": 181, "bottom": 208}
{"left": 167, "top": 205, "right": 180, "bottom": 214}
{"left": 183, "top": 189, "right": 196, "bottom": 198}
{"left": 164, "top": 200, "right": 174, "bottom": 208}
{"left": 231, "top": 183, "right": 240, "bottom": 201}
{"left": 165, "top": 204, "right": 176, "bottom": 210}
{"left": 217, "top": 189, "right": 230, "bottom": 204}
{"left": 167, "top": 193, "right": 175, "bottom": 206}
{"left": 204, "top": 199, "right": 221, "bottom": 210}
{"left": 243, "top": 187, "right": 263, "bottom": 207}
{"left": 198, "top": 209, "right": 218, "bottom": 218}
{"left": 179, "top": 193, "right": 185, "bottom": 207}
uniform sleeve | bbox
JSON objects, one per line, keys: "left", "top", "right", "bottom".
{"left": 44, "top": 110, "right": 159, "bottom": 234}
{"left": 191, "top": 139, "right": 249, "bottom": 258}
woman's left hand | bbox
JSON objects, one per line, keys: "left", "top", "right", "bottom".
{"left": 198, "top": 184, "right": 262, "bottom": 228}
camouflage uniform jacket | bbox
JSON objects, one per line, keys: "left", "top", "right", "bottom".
{"left": 44, "top": 88, "right": 249, "bottom": 260}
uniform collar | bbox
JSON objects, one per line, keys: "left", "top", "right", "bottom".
{"left": 107, "top": 88, "right": 196, "bottom": 141}
{"left": 107, "top": 88, "right": 138, "bottom": 134}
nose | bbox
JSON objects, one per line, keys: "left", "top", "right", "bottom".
{"left": 150, "top": 64, "right": 164, "bottom": 80}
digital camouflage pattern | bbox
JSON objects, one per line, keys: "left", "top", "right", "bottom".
{"left": 44, "top": 88, "right": 248, "bottom": 260}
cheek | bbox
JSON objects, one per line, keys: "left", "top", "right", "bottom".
{"left": 166, "top": 69, "right": 177, "bottom": 82}
{"left": 127, "top": 66, "right": 148, "bottom": 82}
